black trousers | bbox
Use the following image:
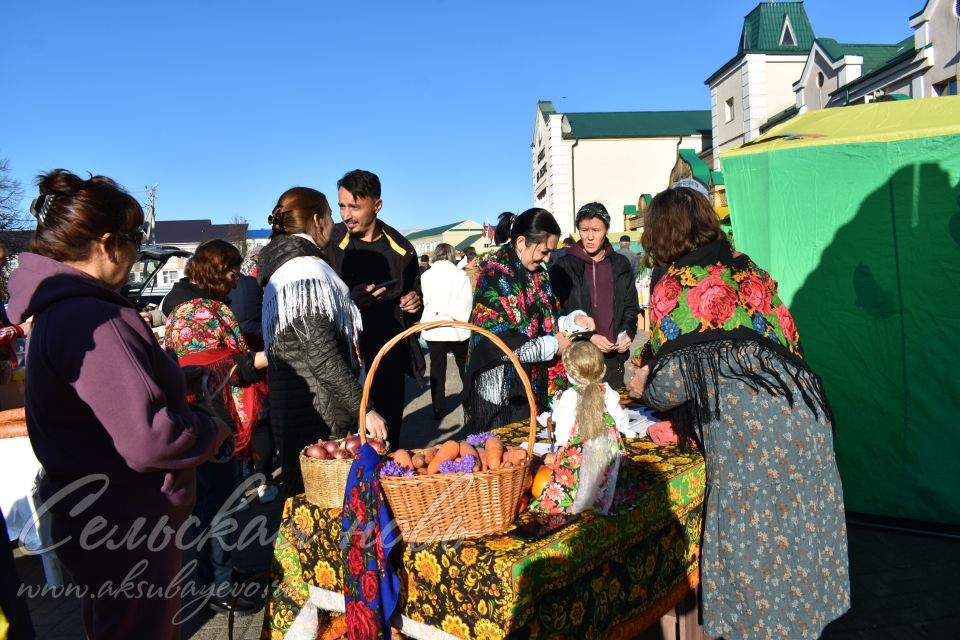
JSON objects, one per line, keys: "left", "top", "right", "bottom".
{"left": 368, "top": 347, "right": 408, "bottom": 449}
{"left": 426, "top": 339, "right": 468, "bottom": 414}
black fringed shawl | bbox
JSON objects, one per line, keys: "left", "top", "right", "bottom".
{"left": 646, "top": 239, "right": 832, "bottom": 442}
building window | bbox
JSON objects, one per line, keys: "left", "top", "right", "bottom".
{"left": 536, "top": 163, "right": 548, "bottom": 181}
{"left": 724, "top": 98, "right": 735, "bottom": 123}
{"left": 934, "top": 79, "right": 957, "bottom": 96}
{"left": 160, "top": 270, "right": 178, "bottom": 285}
{"left": 537, "top": 148, "right": 546, "bottom": 163}
{"left": 817, "top": 72, "right": 825, "bottom": 88}
{"left": 536, "top": 188, "right": 547, "bottom": 201}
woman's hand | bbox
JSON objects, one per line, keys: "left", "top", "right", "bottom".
{"left": 627, "top": 363, "right": 651, "bottom": 400}
{"left": 573, "top": 315, "right": 596, "bottom": 331}
{"left": 590, "top": 333, "right": 616, "bottom": 352}
{"left": 364, "top": 410, "right": 388, "bottom": 442}
{"left": 556, "top": 331, "right": 572, "bottom": 354}
{"left": 253, "top": 351, "right": 268, "bottom": 369}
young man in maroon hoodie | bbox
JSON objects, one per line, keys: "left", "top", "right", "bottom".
{"left": 549, "top": 202, "right": 640, "bottom": 388}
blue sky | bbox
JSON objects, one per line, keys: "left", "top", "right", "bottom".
{"left": 3, "top": 1, "right": 915, "bottom": 232}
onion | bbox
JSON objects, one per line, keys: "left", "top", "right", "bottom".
{"left": 305, "top": 445, "right": 327, "bottom": 459}
{"left": 368, "top": 438, "right": 387, "bottom": 455}
{"left": 343, "top": 435, "right": 361, "bottom": 454}
{"left": 322, "top": 440, "right": 340, "bottom": 454}
{"left": 331, "top": 449, "right": 349, "bottom": 460}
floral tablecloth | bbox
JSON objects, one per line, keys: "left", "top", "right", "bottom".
{"left": 262, "top": 421, "right": 706, "bottom": 640}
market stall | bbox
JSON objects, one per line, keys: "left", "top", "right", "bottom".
{"left": 720, "top": 96, "right": 960, "bottom": 524}
{"left": 261, "top": 421, "right": 705, "bottom": 640}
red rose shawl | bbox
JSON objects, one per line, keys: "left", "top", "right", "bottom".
{"left": 646, "top": 238, "right": 831, "bottom": 443}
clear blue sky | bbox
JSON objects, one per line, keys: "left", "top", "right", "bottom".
{"left": 3, "top": 1, "right": 915, "bottom": 232}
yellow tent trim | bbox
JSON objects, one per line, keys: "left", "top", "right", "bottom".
{"left": 722, "top": 96, "right": 960, "bottom": 158}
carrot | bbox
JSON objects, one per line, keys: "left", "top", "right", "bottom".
{"left": 475, "top": 447, "right": 488, "bottom": 471}
{"left": 485, "top": 436, "right": 504, "bottom": 470}
{"left": 503, "top": 448, "right": 528, "bottom": 466}
{"left": 427, "top": 440, "right": 460, "bottom": 474}
{"left": 392, "top": 449, "right": 413, "bottom": 469}
{"left": 422, "top": 447, "right": 437, "bottom": 464}
{"left": 411, "top": 453, "right": 426, "bottom": 469}
{"left": 459, "top": 441, "right": 480, "bottom": 464}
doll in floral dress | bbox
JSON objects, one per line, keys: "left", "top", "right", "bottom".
{"left": 530, "top": 341, "right": 627, "bottom": 515}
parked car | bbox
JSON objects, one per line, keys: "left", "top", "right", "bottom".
{"left": 122, "top": 245, "right": 192, "bottom": 310}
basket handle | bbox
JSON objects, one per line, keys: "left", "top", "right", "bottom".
{"left": 359, "top": 320, "right": 538, "bottom": 454}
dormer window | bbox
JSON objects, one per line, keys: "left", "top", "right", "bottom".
{"left": 780, "top": 15, "right": 797, "bottom": 47}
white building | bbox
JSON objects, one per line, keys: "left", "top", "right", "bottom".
{"left": 705, "top": 2, "right": 815, "bottom": 169}
{"left": 532, "top": 101, "right": 711, "bottom": 237}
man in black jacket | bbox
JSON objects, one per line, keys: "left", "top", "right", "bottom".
{"left": 325, "top": 169, "right": 425, "bottom": 447}
{"left": 550, "top": 202, "right": 639, "bottom": 388}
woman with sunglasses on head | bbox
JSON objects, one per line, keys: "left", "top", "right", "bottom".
{"left": 160, "top": 239, "right": 269, "bottom": 615}
{"left": 7, "top": 170, "right": 232, "bottom": 639}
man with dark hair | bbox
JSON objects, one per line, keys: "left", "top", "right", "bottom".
{"left": 325, "top": 169, "right": 425, "bottom": 447}
{"left": 616, "top": 234, "right": 640, "bottom": 278}
{"left": 419, "top": 254, "right": 430, "bottom": 275}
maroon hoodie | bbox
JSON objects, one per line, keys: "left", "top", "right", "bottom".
{"left": 569, "top": 241, "right": 616, "bottom": 341}
{"left": 7, "top": 253, "right": 220, "bottom": 521}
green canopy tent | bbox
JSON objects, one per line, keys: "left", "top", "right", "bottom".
{"left": 720, "top": 96, "right": 960, "bottom": 524}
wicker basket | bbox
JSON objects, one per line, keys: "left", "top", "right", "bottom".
{"left": 360, "top": 320, "right": 538, "bottom": 543}
{"left": 300, "top": 437, "right": 390, "bottom": 508}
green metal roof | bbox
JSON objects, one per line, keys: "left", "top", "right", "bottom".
{"left": 678, "top": 148, "right": 711, "bottom": 186}
{"left": 738, "top": 2, "right": 814, "bottom": 55}
{"left": 710, "top": 171, "right": 725, "bottom": 186}
{"left": 454, "top": 234, "right": 482, "bottom": 250}
{"left": 760, "top": 104, "right": 800, "bottom": 133}
{"left": 538, "top": 100, "right": 556, "bottom": 122}
{"left": 405, "top": 221, "right": 481, "bottom": 241}
{"left": 563, "top": 111, "right": 711, "bottom": 139}
{"left": 707, "top": 2, "right": 815, "bottom": 86}
{"left": 623, "top": 205, "right": 638, "bottom": 215}
{"left": 640, "top": 194, "right": 652, "bottom": 206}
{"left": 829, "top": 36, "right": 916, "bottom": 99}
{"left": 815, "top": 38, "right": 912, "bottom": 76}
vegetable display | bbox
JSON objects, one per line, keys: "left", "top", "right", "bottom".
{"left": 385, "top": 436, "right": 530, "bottom": 476}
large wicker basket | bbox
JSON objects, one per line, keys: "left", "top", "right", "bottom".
{"left": 360, "top": 320, "right": 538, "bottom": 543}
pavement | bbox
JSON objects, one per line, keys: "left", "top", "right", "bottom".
{"left": 10, "top": 344, "right": 960, "bottom": 639}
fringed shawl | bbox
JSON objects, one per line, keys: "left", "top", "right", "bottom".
{"left": 262, "top": 255, "right": 363, "bottom": 372}
{"left": 163, "top": 298, "right": 267, "bottom": 458}
{"left": 465, "top": 243, "right": 566, "bottom": 429}
{"left": 647, "top": 239, "right": 832, "bottom": 440}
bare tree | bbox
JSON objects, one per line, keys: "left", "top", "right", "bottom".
{"left": 0, "top": 158, "right": 29, "bottom": 231}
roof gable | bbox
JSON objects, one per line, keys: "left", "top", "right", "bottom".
{"left": 738, "top": 2, "right": 815, "bottom": 54}
{"left": 563, "top": 111, "right": 711, "bottom": 139}
{"left": 405, "top": 220, "right": 482, "bottom": 241}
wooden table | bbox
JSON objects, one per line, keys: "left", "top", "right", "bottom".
{"left": 261, "top": 422, "right": 706, "bottom": 640}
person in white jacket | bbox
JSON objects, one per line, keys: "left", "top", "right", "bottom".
{"left": 420, "top": 243, "right": 473, "bottom": 419}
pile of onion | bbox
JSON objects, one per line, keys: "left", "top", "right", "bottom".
{"left": 303, "top": 434, "right": 387, "bottom": 460}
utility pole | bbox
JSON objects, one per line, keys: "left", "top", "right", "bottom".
{"left": 144, "top": 184, "right": 157, "bottom": 244}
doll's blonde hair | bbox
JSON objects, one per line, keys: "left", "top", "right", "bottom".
{"left": 561, "top": 341, "right": 607, "bottom": 441}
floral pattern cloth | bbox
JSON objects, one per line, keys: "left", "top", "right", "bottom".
{"left": 468, "top": 243, "right": 566, "bottom": 409}
{"left": 649, "top": 248, "right": 803, "bottom": 358}
{"left": 530, "top": 409, "right": 624, "bottom": 515}
{"left": 340, "top": 444, "right": 400, "bottom": 640}
{"left": 261, "top": 421, "right": 706, "bottom": 640}
{"left": 163, "top": 297, "right": 267, "bottom": 457}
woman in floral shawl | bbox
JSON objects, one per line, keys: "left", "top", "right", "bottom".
{"left": 162, "top": 239, "right": 270, "bottom": 613}
{"left": 629, "top": 186, "right": 849, "bottom": 640}
{"left": 464, "top": 208, "right": 595, "bottom": 434}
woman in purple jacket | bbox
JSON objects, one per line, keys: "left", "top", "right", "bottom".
{"left": 8, "top": 170, "right": 231, "bottom": 640}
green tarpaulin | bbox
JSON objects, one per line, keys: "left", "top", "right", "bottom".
{"left": 721, "top": 96, "right": 960, "bottom": 524}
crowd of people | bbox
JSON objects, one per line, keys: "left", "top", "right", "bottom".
{"left": 0, "top": 167, "right": 850, "bottom": 640}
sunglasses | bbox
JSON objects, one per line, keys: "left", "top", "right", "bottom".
{"left": 117, "top": 229, "right": 145, "bottom": 249}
